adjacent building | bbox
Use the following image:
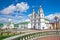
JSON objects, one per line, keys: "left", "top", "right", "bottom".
{"left": 18, "top": 22, "right": 31, "bottom": 29}
{"left": 2, "top": 22, "right": 14, "bottom": 29}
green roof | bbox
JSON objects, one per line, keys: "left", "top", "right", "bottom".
{"left": 14, "top": 24, "right": 19, "bottom": 27}
{"left": 0, "top": 22, "right": 3, "bottom": 27}
{"left": 45, "top": 18, "right": 50, "bottom": 21}
{"left": 19, "top": 22, "right": 30, "bottom": 24}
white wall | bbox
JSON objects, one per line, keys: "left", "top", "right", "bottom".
{"left": 28, "top": 23, "right": 31, "bottom": 28}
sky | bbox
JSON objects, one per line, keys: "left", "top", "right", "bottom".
{"left": 0, "top": 0, "right": 60, "bottom": 23}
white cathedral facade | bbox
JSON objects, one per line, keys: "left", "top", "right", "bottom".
{"left": 30, "top": 5, "right": 50, "bottom": 29}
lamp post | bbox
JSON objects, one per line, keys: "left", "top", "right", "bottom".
{"left": 54, "top": 16, "right": 59, "bottom": 35}
{"left": 54, "top": 16, "right": 58, "bottom": 30}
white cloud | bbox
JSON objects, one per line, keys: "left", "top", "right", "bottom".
{"left": 1, "top": 4, "right": 16, "bottom": 14}
{"left": 25, "top": 19, "right": 30, "bottom": 22}
{"left": 0, "top": 2, "right": 29, "bottom": 14}
{"left": 8, "top": 18, "right": 12, "bottom": 22}
{"left": 0, "top": 2, "right": 29, "bottom": 23}
{"left": 0, "top": 18, "right": 6, "bottom": 21}
{"left": 45, "top": 13, "right": 60, "bottom": 20}
{"left": 0, "top": 15, "right": 22, "bottom": 23}
{"left": 15, "top": 15, "right": 23, "bottom": 18}
{"left": 16, "top": 2, "right": 29, "bottom": 12}
{"left": 0, "top": 17, "right": 9, "bottom": 23}
{"left": 28, "top": 14, "right": 32, "bottom": 17}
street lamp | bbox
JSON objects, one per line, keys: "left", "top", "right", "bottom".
{"left": 54, "top": 16, "right": 59, "bottom": 35}
{"left": 54, "top": 16, "right": 58, "bottom": 30}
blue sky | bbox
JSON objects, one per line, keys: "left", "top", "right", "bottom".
{"left": 0, "top": 0, "right": 60, "bottom": 23}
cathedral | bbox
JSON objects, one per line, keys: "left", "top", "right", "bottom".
{"left": 30, "top": 5, "right": 50, "bottom": 30}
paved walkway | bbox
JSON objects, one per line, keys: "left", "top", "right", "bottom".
{"left": 35, "top": 36, "right": 60, "bottom": 40}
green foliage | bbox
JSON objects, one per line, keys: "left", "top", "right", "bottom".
{"left": 0, "top": 34, "right": 15, "bottom": 40}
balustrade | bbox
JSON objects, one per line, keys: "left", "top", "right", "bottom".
{"left": 3, "top": 30, "right": 60, "bottom": 40}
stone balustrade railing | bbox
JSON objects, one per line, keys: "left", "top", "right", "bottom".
{"left": 3, "top": 30, "right": 60, "bottom": 40}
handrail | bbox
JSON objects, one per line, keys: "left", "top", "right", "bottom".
{"left": 3, "top": 30, "right": 60, "bottom": 40}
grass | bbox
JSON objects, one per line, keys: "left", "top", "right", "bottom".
{"left": 0, "top": 34, "right": 15, "bottom": 40}
{"left": 0, "top": 32, "right": 24, "bottom": 40}
{"left": 0, "top": 30, "right": 25, "bottom": 40}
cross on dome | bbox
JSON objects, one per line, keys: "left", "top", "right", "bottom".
{"left": 40, "top": 5, "right": 42, "bottom": 8}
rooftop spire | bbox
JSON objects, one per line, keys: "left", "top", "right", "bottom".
{"left": 32, "top": 9, "right": 35, "bottom": 12}
{"left": 32, "top": 8, "right": 36, "bottom": 17}
{"left": 38, "top": 5, "right": 43, "bottom": 14}
{"left": 32, "top": 8, "right": 35, "bottom": 13}
{"left": 40, "top": 5, "right": 42, "bottom": 8}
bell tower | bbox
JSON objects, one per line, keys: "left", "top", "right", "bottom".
{"left": 37, "top": 5, "right": 47, "bottom": 29}
{"left": 30, "top": 9, "right": 36, "bottom": 29}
